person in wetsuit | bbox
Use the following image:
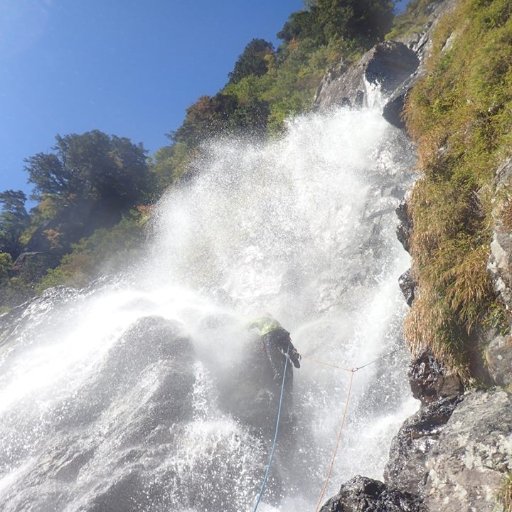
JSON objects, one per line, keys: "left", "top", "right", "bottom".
{"left": 248, "top": 316, "right": 301, "bottom": 379}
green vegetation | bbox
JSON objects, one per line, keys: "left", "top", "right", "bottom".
{"left": 403, "top": 0, "right": 512, "bottom": 377}
{"left": 26, "top": 130, "right": 151, "bottom": 208}
{"left": 0, "top": 190, "right": 30, "bottom": 259}
{"left": 37, "top": 208, "right": 150, "bottom": 290}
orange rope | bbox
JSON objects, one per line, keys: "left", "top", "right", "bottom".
{"left": 301, "top": 348, "right": 398, "bottom": 510}
{"left": 301, "top": 354, "right": 353, "bottom": 372}
{"left": 314, "top": 369, "right": 356, "bottom": 512}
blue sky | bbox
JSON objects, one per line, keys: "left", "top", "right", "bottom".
{"left": 0, "top": 0, "right": 408, "bottom": 198}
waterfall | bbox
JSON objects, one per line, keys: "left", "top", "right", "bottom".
{"left": 0, "top": 105, "right": 418, "bottom": 511}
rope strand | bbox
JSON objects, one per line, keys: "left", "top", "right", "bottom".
{"left": 252, "top": 350, "right": 290, "bottom": 512}
{"left": 314, "top": 369, "right": 355, "bottom": 512}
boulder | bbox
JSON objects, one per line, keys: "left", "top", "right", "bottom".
{"left": 408, "top": 350, "right": 463, "bottom": 405}
{"left": 424, "top": 389, "right": 512, "bottom": 512}
{"left": 384, "top": 396, "right": 461, "bottom": 496}
{"left": 319, "top": 475, "right": 425, "bottom": 512}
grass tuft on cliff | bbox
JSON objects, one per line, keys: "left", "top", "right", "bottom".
{"left": 404, "top": 0, "right": 512, "bottom": 376}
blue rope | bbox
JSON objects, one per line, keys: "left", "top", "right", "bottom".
{"left": 252, "top": 350, "right": 290, "bottom": 512}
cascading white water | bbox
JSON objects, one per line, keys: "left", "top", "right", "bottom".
{"left": 0, "top": 105, "right": 418, "bottom": 512}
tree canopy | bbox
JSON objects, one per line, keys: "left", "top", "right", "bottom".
{"left": 228, "top": 39, "right": 275, "bottom": 85}
{"left": 172, "top": 93, "right": 269, "bottom": 146}
{"left": 0, "top": 190, "right": 29, "bottom": 258}
{"left": 278, "top": 0, "right": 394, "bottom": 46}
{"left": 25, "top": 130, "right": 150, "bottom": 209}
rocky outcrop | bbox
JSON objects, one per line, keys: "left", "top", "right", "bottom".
{"left": 408, "top": 350, "right": 463, "bottom": 405}
{"left": 314, "top": 41, "right": 419, "bottom": 115}
{"left": 399, "top": 269, "right": 416, "bottom": 307}
{"left": 315, "top": 0, "right": 457, "bottom": 129}
{"left": 396, "top": 198, "right": 413, "bottom": 253}
{"left": 384, "top": 396, "right": 461, "bottom": 496}
{"left": 319, "top": 476, "right": 425, "bottom": 512}
{"left": 424, "top": 389, "right": 512, "bottom": 512}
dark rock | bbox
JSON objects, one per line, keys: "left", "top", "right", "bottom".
{"left": 399, "top": 269, "right": 416, "bottom": 307}
{"left": 408, "top": 350, "right": 463, "bottom": 405}
{"left": 314, "top": 41, "right": 419, "bottom": 111}
{"left": 320, "top": 475, "right": 425, "bottom": 512}
{"left": 424, "top": 389, "right": 512, "bottom": 512}
{"left": 385, "top": 396, "right": 461, "bottom": 497}
{"left": 383, "top": 84, "right": 410, "bottom": 129}
{"left": 396, "top": 199, "right": 413, "bottom": 253}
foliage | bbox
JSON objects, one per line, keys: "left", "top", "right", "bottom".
{"left": 228, "top": 39, "right": 274, "bottom": 85}
{"left": 25, "top": 130, "right": 151, "bottom": 209}
{"left": 172, "top": 94, "right": 270, "bottom": 146}
{"left": 37, "top": 210, "right": 147, "bottom": 290}
{"left": 278, "top": 0, "right": 394, "bottom": 47}
{"left": 0, "top": 252, "right": 12, "bottom": 281}
{"left": 0, "top": 190, "right": 30, "bottom": 258}
{"left": 404, "top": 0, "right": 512, "bottom": 375}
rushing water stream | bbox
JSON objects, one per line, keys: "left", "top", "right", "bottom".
{"left": 0, "top": 104, "right": 418, "bottom": 511}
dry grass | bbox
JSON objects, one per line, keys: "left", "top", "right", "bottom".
{"left": 498, "top": 473, "right": 512, "bottom": 512}
{"left": 403, "top": 0, "right": 512, "bottom": 376}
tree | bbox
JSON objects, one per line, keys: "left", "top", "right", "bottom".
{"left": 173, "top": 94, "right": 269, "bottom": 146}
{"left": 0, "top": 190, "right": 29, "bottom": 258}
{"left": 25, "top": 130, "right": 150, "bottom": 209}
{"left": 278, "top": 0, "right": 394, "bottom": 47}
{"left": 0, "top": 252, "right": 12, "bottom": 281}
{"left": 277, "top": 10, "right": 322, "bottom": 44}
{"left": 228, "top": 39, "right": 275, "bottom": 85}
{"left": 314, "top": 0, "right": 394, "bottom": 44}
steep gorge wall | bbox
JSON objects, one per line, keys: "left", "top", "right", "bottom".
{"left": 316, "top": 0, "right": 512, "bottom": 510}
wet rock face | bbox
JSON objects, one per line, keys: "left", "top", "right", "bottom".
{"left": 1, "top": 316, "right": 199, "bottom": 512}
{"left": 384, "top": 351, "right": 463, "bottom": 497}
{"left": 424, "top": 390, "right": 512, "bottom": 512}
{"left": 384, "top": 396, "right": 461, "bottom": 496}
{"left": 314, "top": 41, "right": 419, "bottom": 111}
{"left": 408, "top": 350, "right": 463, "bottom": 405}
{"left": 396, "top": 199, "right": 413, "bottom": 253}
{"left": 399, "top": 269, "right": 416, "bottom": 307}
{"left": 319, "top": 476, "right": 425, "bottom": 512}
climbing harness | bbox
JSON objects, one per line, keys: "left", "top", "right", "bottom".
{"left": 252, "top": 349, "right": 290, "bottom": 512}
